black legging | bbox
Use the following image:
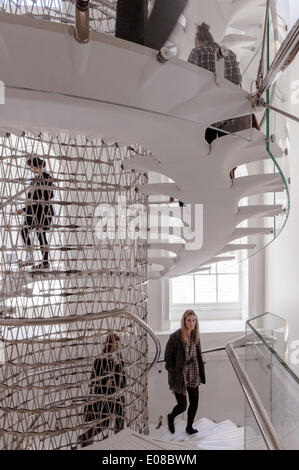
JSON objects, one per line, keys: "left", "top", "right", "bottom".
{"left": 115, "top": 0, "right": 148, "bottom": 45}
{"left": 80, "top": 400, "right": 124, "bottom": 445}
{"left": 170, "top": 386, "right": 199, "bottom": 429}
{"left": 21, "top": 225, "right": 49, "bottom": 263}
{"left": 115, "top": 0, "right": 188, "bottom": 50}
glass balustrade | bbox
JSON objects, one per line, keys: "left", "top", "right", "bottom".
{"left": 244, "top": 312, "right": 299, "bottom": 450}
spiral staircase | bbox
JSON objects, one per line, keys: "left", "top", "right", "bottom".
{"left": 0, "top": 0, "right": 297, "bottom": 451}
{"left": 0, "top": 3, "right": 291, "bottom": 281}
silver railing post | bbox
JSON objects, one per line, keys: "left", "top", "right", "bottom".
{"left": 74, "top": 0, "right": 90, "bottom": 43}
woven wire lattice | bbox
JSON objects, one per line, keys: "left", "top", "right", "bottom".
{"left": 0, "top": 0, "right": 117, "bottom": 33}
{"left": 0, "top": 130, "right": 149, "bottom": 449}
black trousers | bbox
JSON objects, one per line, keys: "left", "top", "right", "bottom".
{"left": 170, "top": 386, "right": 199, "bottom": 429}
{"left": 205, "top": 127, "right": 227, "bottom": 144}
{"left": 115, "top": 0, "right": 148, "bottom": 45}
{"left": 21, "top": 219, "right": 50, "bottom": 263}
{"left": 115, "top": 0, "right": 188, "bottom": 50}
{"left": 79, "top": 401, "right": 124, "bottom": 446}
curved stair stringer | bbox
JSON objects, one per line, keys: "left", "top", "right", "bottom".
{"left": 125, "top": 128, "right": 283, "bottom": 279}
{"left": 0, "top": 14, "right": 251, "bottom": 157}
{"left": 0, "top": 14, "right": 285, "bottom": 282}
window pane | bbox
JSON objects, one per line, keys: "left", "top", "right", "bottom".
{"left": 172, "top": 275, "right": 194, "bottom": 304}
{"left": 193, "top": 264, "right": 215, "bottom": 275}
{"left": 218, "top": 275, "right": 239, "bottom": 303}
{"left": 195, "top": 275, "right": 217, "bottom": 303}
{"left": 217, "top": 261, "right": 239, "bottom": 274}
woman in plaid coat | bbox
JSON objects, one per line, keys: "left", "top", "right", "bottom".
{"left": 164, "top": 310, "right": 205, "bottom": 435}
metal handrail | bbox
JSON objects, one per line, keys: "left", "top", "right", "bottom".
{"left": 257, "top": 19, "right": 299, "bottom": 98}
{"left": 152, "top": 345, "right": 227, "bottom": 366}
{"left": 226, "top": 335, "right": 282, "bottom": 450}
{"left": 256, "top": 0, "right": 270, "bottom": 88}
{"left": 0, "top": 308, "right": 161, "bottom": 378}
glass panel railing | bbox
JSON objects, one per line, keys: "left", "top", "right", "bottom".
{"left": 244, "top": 403, "right": 269, "bottom": 450}
{"left": 245, "top": 312, "right": 299, "bottom": 450}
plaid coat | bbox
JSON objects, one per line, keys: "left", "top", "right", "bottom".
{"left": 164, "top": 329, "right": 206, "bottom": 392}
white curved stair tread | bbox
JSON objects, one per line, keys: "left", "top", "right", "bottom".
{"left": 79, "top": 428, "right": 199, "bottom": 451}
{"left": 222, "top": 34, "right": 257, "bottom": 47}
{"left": 229, "top": 227, "right": 273, "bottom": 241}
{"left": 132, "top": 129, "right": 283, "bottom": 278}
{"left": 157, "top": 417, "right": 216, "bottom": 442}
{"left": 172, "top": 419, "right": 237, "bottom": 443}
{"left": 158, "top": 418, "right": 244, "bottom": 450}
{"left": 235, "top": 205, "right": 283, "bottom": 225}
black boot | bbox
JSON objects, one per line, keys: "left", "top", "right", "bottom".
{"left": 186, "top": 426, "right": 198, "bottom": 435}
{"left": 167, "top": 414, "right": 175, "bottom": 434}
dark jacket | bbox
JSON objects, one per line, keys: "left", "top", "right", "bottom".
{"left": 91, "top": 356, "right": 126, "bottom": 396}
{"left": 84, "top": 356, "right": 126, "bottom": 420}
{"left": 164, "top": 329, "right": 206, "bottom": 390}
{"left": 24, "top": 171, "right": 54, "bottom": 225}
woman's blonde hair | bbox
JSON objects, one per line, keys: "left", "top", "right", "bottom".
{"left": 181, "top": 309, "right": 200, "bottom": 344}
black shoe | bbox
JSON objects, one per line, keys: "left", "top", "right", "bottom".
{"left": 167, "top": 414, "right": 175, "bottom": 434}
{"left": 18, "top": 260, "right": 34, "bottom": 268}
{"left": 33, "top": 262, "right": 50, "bottom": 270}
{"left": 186, "top": 427, "right": 198, "bottom": 435}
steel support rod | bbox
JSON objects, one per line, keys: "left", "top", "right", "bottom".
{"left": 263, "top": 102, "right": 299, "bottom": 123}
{"left": 74, "top": 0, "right": 90, "bottom": 43}
{"left": 256, "top": 0, "right": 270, "bottom": 88}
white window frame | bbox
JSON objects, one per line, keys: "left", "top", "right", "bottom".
{"left": 169, "top": 255, "right": 246, "bottom": 322}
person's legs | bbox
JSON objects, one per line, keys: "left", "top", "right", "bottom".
{"left": 144, "top": 0, "right": 188, "bottom": 50}
{"left": 37, "top": 229, "right": 49, "bottom": 266}
{"left": 21, "top": 225, "right": 31, "bottom": 247}
{"left": 171, "top": 392, "right": 187, "bottom": 418}
{"left": 186, "top": 386, "right": 199, "bottom": 433}
{"left": 79, "top": 402, "right": 110, "bottom": 447}
{"left": 35, "top": 215, "right": 52, "bottom": 267}
{"left": 205, "top": 127, "right": 236, "bottom": 181}
{"left": 115, "top": 401, "right": 125, "bottom": 433}
{"left": 167, "top": 392, "right": 187, "bottom": 433}
{"left": 205, "top": 127, "right": 226, "bottom": 145}
{"left": 115, "top": 0, "right": 148, "bottom": 45}
{"left": 20, "top": 222, "right": 34, "bottom": 265}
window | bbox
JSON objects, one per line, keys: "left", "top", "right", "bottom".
{"left": 170, "top": 256, "right": 246, "bottom": 322}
